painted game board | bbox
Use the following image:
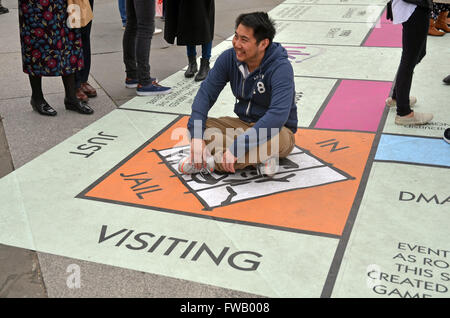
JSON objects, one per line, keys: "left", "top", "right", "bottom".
{"left": 0, "top": 0, "right": 449, "bottom": 297}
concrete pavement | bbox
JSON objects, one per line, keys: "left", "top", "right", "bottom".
{"left": 1, "top": 0, "right": 448, "bottom": 299}
{"left": 0, "top": 0, "right": 283, "bottom": 298}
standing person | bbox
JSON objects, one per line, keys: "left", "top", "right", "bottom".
{"left": 164, "top": 0, "right": 215, "bottom": 81}
{"left": 123, "top": 0, "right": 171, "bottom": 96}
{"left": 0, "top": 0, "right": 8, "bottom": 14}
{"left": 120, "top": 0, "right": 163, "bottom": 34}
{"left": 18, "top": 0, "right": 93, "bottom": 116}
{"left": 162, "top": 0, "right": 167, "bottom": 19}
{"left": 118, "top": 0, "right": 127, "bottom": 28}
{"left": 177, "top": 12, "right": 297, "bottom": 177}
{"left": 75, "top": 0, "right": 97, "bottom": 102}
{"left": 386, "top": 0, "right": 433, "bottom": 125}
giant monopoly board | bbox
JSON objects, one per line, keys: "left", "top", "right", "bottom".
{"left": 0, "top": 0, "right": 449, "bottom": 297}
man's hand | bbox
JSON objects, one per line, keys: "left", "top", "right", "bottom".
{"left": 190, "top": 138, "right": 209, "bottom": 170}
{"left": 221, "top": 149, "right": 237, "bottom": 173}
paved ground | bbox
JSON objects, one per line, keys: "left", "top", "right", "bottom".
{"left": 0, "top": 0, "right": 283, "bottom": 298}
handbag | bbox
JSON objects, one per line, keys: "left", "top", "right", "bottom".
{"left": 67, "top": 0, "right": 94, "bottom": 29}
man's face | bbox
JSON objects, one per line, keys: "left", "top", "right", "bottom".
{"left": 232, "top": 23, "right": 267, "bottom": 65}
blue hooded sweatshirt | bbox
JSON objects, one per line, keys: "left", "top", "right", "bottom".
{"left": 187, "top": 42, "right": 298, "bottom": 157}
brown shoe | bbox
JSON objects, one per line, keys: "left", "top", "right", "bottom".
{"left": 435, "top": 11, "right": 450, "bottom": 33}
{"left": 76, "top": 88, "right": 89, "bottom": 102}
{"left": 429, "top": 19, "right": 445, "bottom": 36}
{"left": 81, "top": 82, "right": 97, "bottom": 98}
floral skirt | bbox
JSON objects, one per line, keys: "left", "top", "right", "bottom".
{"left": 432, "top": 3, "right": 450, "bottom": 19}
{"left": 18, "top": 0, "right": 84, "bottom": 76}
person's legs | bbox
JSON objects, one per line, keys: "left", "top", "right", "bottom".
{"left": 129, "top": 0, "right": 171, "bottom": 95}
{"left": 194, "top": 42, "right": 212, "bottom": 81}
{"left": 203, "top": 117, "right": 295, "bottom": 173}
{"left": 201, "top": 42, "right": 212, "bottom": 60}
{"left": 118, "top": 0, "right": 127, "bottom": 27}
{"left": 435, "top": 4, "right": 450, "bottom": 32}
{"left": 75, "top": 0, "right": 95, "bottom": 100}
{"left": 123, "top": 0, "right": 138, "bottom": 80}
{"left": 0, "top": 0, "right": 8, "bottom": 14}
{"left": 203, "top": 117, "right": 243, "bottom": 167}
{"left": 395, "top": 7, "right": 429, "bottom": 117}
{"left": 62, "top": 74, "right": 77, "bottom": 101}
{"left": 389, "top": 15, "right": 427, "bottom": 108}
{"left": 62, "top": 74, "right": 94, "bottom": 114}
{"left": 235, "top": 126, "right": 295, "bottom": 172}
{"left": 28, "top": 75, "right": 45, "bottom": 103}
{"left": 444, "top": 74, "right": 450, "bottom": 84}
{"left": 186, "top": 45, "right": 197, "bottom": 58}
{"left": 134, "top": 0, "right": 155, "bottom": 86}
{"left": 185, "top": 45, "right": 198, "bottom": 78}
{"left": 394, "top": 7, "right": 433, "bottom": 125}
{"left": 162, "top": 0, "right": 166, "bottom": 19}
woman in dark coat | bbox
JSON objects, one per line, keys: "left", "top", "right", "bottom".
{"left": 18, "top": 0, "right": 93, "bottom": 116}
{"left": 164, "top": 0, "right": 215, "bottom": 81}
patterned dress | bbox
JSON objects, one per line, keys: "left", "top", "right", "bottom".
{"left": 432, "top": 3, "right": 450, "bottom": 19}
{"left": 18, "top": 0, "right": 84, "bottom": 76}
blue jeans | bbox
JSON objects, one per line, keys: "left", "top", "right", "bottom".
{"left": 118, "top": 0, "right": 126, "bottom": 26}
{"left": 186, "top": 42, "right": 212, "bottom": 59}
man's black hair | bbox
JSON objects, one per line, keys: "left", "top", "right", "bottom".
{"left": 235, "top": 12, "right": 276, "bottom": 45}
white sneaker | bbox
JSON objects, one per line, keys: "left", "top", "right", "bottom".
{"left": 395, "top": 112, "right": 433, "bottom": 126}
{"left": 154, "top": 28, "right": 162, "bottom": 35}
{"left": 386, "top": 96, "right": 417, "bottom": 107}
{"left": 178, "top": 155, "right": 215, "bottom": 175}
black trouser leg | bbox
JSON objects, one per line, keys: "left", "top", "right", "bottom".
{"left": 28, "top": 75, "right": 45, "bottom": 103}
{"left": 62, "top": 73, "right": 94, "bottom": 114}
{"left": 123, "top": 0, "right": 155, "bottom": 85}
{"left": 75, "top": 0, "right": 94, "bottom": 88}
{"left": 62, "top": 74, "right": 77, "bottom": 102}
{"left": 393, "top": 6, "right": 429, "bottom": 116}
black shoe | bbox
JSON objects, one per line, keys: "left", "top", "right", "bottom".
{"left": 184, "top": 56, "right": 198, "bottom": 78}
{"left": 30, "top": 98, "right": 57, "bottom": 116}
{"left": 64, "top": 97, "right": 94, "bottom": 115}
{"left": 194, "top": 58, "right": 210, "bottom": 82}
{"left": 444, "top": 128, "right": 450, "bottom": 144}
{"left": 0, "top": 6, "right": 9, "bottom": 14}
{"left": 443, "top": 75, "right": 450, "bottom": 84}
